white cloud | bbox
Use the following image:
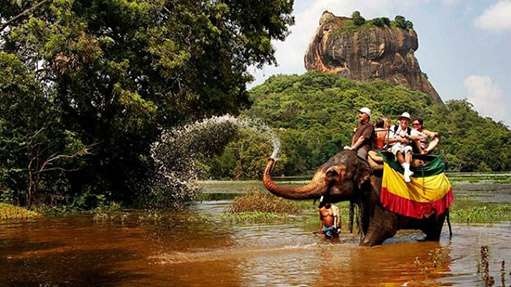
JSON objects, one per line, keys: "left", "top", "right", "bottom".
{"left": 249, "top": 0, "right": 427, "bottom": 87}
{"left": 475, "top": 1, "right": 511, "bottom": 31}
{"left": 464, "top": 75, "right": 510, "bottom": 125}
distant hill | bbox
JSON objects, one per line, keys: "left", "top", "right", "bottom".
{"left": 206, "top": 72, "right": 511, "bottom": 178}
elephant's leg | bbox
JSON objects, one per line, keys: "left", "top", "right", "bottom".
{"left": 360, "top": 208, "right": 398, "bottom": 246}
{"left": 361, "top": 227, "right": 395, "bottom": 246}
{"left": 421, "top": 213, "right": 446, "bottom": 241}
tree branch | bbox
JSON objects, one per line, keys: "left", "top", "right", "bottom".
{"left": 39, "top": 146, "right": 90, "bottom": 172}
{"left": 0, "top": 0, "right": 50, "bottom": 32}
{"left": 34, "top": 167, "right": 81, "bottom": 174}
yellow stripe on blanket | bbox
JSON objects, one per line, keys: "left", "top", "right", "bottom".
{"left": 382, "top": 163, "right": 452, "bottom": 203}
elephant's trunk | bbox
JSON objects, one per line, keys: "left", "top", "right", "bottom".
{"left": 263, "top": 158, "right": 328, "bottom": 200}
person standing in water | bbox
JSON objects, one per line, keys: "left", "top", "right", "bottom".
{"left": 319, "top": 200, "right": 340, "bottom": 239}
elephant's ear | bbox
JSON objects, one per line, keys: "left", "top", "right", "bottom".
{"left": 355, "top": 158, "right": 372, "bottom": 189}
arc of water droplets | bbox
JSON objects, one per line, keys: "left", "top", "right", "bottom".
{"left": 212, "top": 114, "right": 281, "bottom": 160}
{"left": 149, "top": 114, "right": 281, "bottom": 205}
{"left": 154, "top": 114, "right": 281, "bottom": 161}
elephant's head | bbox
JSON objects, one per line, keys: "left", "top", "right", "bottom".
{"left": 263, "top": 150, "right": 372, "bottom": 201}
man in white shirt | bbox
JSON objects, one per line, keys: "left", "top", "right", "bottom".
{"left": 388, "top": 112, "right": 414, "bottom": 182}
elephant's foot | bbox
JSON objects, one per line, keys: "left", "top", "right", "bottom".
{"left": 360, "top": 230, "right": 393, "bottom": 246}
{"left": 360, "top": 236, "right": 381, "bottom": 246}
{"left": 421, "top": 214, "right": 446, "bottom": 241}
{"left": 423, "top": 231, "right": 442, "bottom": 241}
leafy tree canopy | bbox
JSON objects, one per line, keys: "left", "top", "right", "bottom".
{"left": 0, "top": 0, "right": 294, "bottom": 206}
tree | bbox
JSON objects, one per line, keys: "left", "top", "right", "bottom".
{"left": 352, "top": 11, "right": 365, "bottom": 26}
{"left": 394, "top": 15, "right": 407, "bottom": 29}
{"left": 0, "top": 52, "right": 88, "bottom": 206}
{"left": 405, "top": 20, "right": 414, "bottom": 30}
{"left": 0, "top": 0, "right": 295, "bottom": 206}
{"left": 372, "top": 18, "right": 384, "bottom": 27}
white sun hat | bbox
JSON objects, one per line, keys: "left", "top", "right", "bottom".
{"left": 359, "top": 107, "right": 371, "bottom": 117}
{"left": 399, "top": 112, "right": 411, "bottom": 120}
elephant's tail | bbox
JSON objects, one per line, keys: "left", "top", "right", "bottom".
{"left": 447, "top": 209, "right": 452, "bottom": 239}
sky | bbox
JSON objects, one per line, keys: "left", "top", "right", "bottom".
{"left": 249, "top": 0, "right": 511, "bottom": 127}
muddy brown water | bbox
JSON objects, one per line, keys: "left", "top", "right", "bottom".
{"left": 2, "top": 183, "right": 511, "bottom": 286}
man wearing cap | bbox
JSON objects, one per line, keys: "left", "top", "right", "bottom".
{"left": 345, "top": 107, "right": 373, "bottom": 160}
{"left": 388, "top": 112, "right": 414, "bottom": 182}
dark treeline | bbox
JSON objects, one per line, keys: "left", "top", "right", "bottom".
{"left": 206, "top": 72, "right": 511, "bottom": 179}
{"left": 0, "top": 0, "right": 294, "bottom": 207}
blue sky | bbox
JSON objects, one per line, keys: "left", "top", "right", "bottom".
{"left": 250, "top": 0, "right": 511, "bottom": 127}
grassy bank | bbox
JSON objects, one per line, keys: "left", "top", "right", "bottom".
{"left": 222, "top": 191, "right": 511, "bottom": 226}
{"left": 450, "top": 200, "right": 511, "bottom": 224}
{"left": 0, "top": 203, "right": 41, "bottom": 220}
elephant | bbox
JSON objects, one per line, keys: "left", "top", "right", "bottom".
{"left": 262, "top": 150, "right": 449, "bottom": 246}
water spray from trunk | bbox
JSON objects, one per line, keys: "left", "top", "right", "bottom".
{"left": 148, "top": 114, "right": 280, "bottom": 208}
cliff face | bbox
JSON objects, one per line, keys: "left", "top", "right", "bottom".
{"left": 304, "top": 11, "right": 442, "bottom": 103}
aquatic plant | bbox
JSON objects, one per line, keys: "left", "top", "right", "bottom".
{"left": 478, "top": 246, "right": 496, "bottom": 287}
{"left": 228, "top": 191, "right": 300, "bottom": 214}
{"left": 221, "top": 190, "right": 302, "bottom": 224}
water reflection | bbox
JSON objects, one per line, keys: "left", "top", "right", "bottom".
{"left": 1, "top": 201, "right": 510, "bottom": 286}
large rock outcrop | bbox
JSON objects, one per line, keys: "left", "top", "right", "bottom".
{"left": 305, "top": 11, "right": 442, "bottom": 103}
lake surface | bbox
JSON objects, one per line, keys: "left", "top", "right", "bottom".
{"left": 1, "top": 181, "right": 511, "bottom": 286}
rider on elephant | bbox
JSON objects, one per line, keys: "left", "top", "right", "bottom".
{"left": 388, "top": 112, "right": 414, "bottom": 182}
{"left": 344, "top": 107, "right": 374, "bottom": 160}
{"left": 409, "top": 117, "right": 440, "bottom": 155}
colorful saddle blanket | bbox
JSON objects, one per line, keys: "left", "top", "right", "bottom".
{"left": 379, "top": 153, "right": 454, "bottom": 219}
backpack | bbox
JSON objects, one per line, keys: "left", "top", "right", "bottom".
{"left": 392, "top": 125, "right": 411, "bottom": 136}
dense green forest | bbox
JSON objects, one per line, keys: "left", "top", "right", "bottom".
{"left": 206, "top": 72, "right": 511, "bottom": 178}
{"left": 0, "top": 0, "right": 294, "bottom": 207}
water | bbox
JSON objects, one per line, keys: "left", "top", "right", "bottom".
{"left": 1, "top": 198, "right": 510, "bottom": 286}
{"left": 149, "top": 115, "right": 281, "bottom": 206}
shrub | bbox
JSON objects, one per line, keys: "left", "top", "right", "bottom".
{"left": 0, "top": 203, "right": 41, "bottom": 220}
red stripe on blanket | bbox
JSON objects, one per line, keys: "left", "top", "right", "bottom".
{"left": 380, "top": 187, "right": 454, "bottom": 219}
